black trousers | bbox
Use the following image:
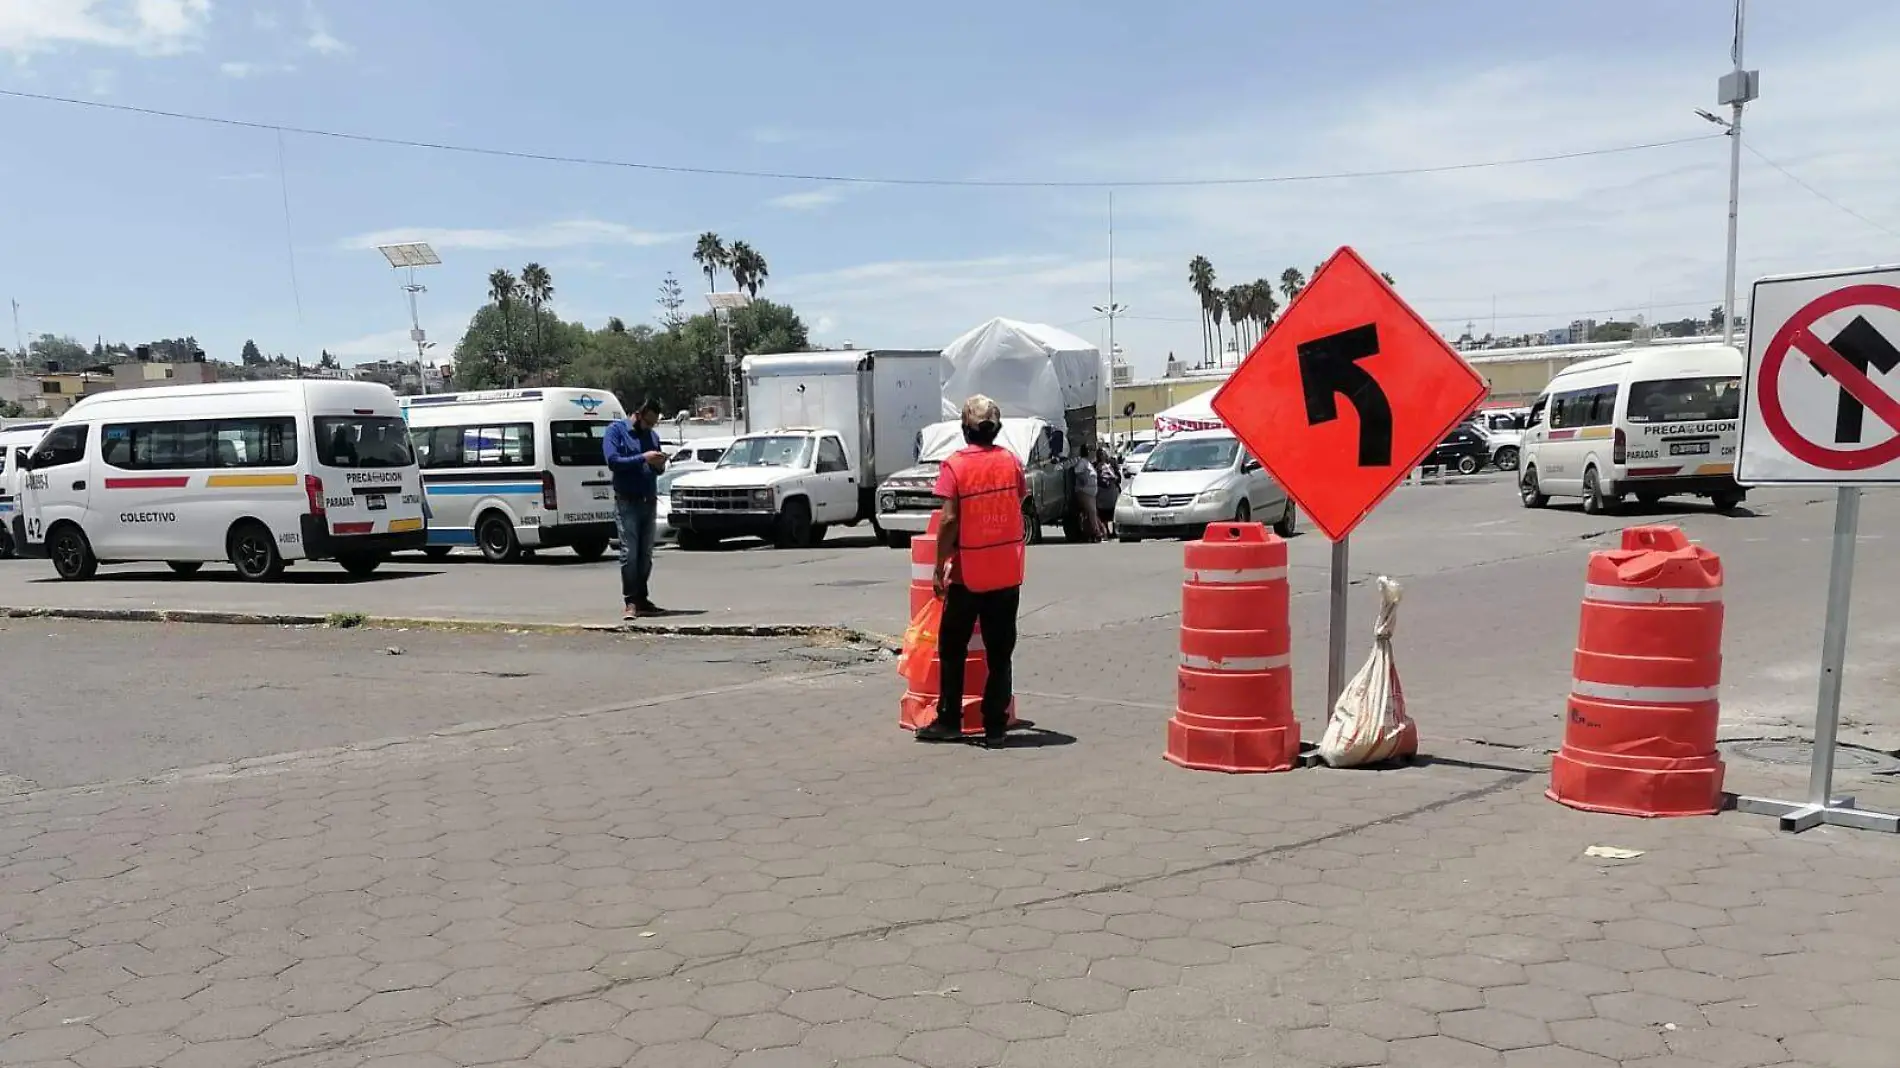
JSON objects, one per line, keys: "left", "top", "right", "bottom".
{"left": 934, "top": 583, "right": 1021, "bottom": 736}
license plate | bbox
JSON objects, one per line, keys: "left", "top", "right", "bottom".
{"left": 365, "top": 493, "right": 387, "bottom": 511}
{"left": 592, "top": 488, "right": 610, "bottom": 500}
{"left": 1669, "top": 441, "right": 1711, "bottom": 456}
{"left": 1150, "top": 512, "right": 1176, "bottom": 525}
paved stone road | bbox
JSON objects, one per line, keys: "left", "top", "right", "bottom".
{"left": 4, "top": 618, "right": 1900, "bottom": 1068}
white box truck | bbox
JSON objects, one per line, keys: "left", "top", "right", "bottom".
{"left": 667, "top": 350, "right": 942, "bottom": 549}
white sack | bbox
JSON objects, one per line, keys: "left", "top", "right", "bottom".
{"left": 1318, "top": 576, "right": 1417, "bottom": 767}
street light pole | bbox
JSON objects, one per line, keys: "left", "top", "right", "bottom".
{"left": 1092, "top": 191, "right": 1128, "bottom": 449}
{"left": 1710, "top": 0, "right": 1757, "bottom": 348}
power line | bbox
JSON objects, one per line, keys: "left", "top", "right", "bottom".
{"left": 1743, "top": 142, "right": 1900, "bottom": 239}
{"left": 0, "top": 87, "right": 1721, "bottom": 190}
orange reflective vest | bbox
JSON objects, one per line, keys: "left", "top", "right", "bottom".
{"left": 943, "top": 445, "right": 1026, "bottom": 593}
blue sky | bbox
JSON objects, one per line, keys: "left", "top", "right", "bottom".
{"left": 2, "top": 0, "right": 1898, "bottom": 377}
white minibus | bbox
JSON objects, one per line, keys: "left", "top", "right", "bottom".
{"left": 0, "top": 421, "right": 55, "bottom": 558}
{"left": 1518, "top": 344, "right": 1745, "bottom": 514}
{"left": 10, "top": 380, "right": 426, "bottom": 580}
{"left": 399, "top": 387, "right": 623, "bottom": 562}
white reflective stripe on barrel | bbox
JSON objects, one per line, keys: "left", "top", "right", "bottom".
{"left": 1180, "top": 652, "right": 1290, "bottom": 672}
{"left": 1582, "top": 583, "right": 1723, "bottom": 605}
{"left": 911, "top": 563, "right": 934, "bottom": 581}
{"left": 1186, "top": 566, "right": 1288, "bottom": 585}
{"left": 1571, "top": 679, "right": 1719, "bottom": 703}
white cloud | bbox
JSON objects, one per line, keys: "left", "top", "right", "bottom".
{"left": 339, "top": 220, "right": 687, "bottom": 253}
{"left": 213, "top": 171, "right": 269, "bottom": 181}
{"left": 768, "top": 189, "right": 845, "bottom": 212}
{"left": 84, "top": 67, "right": 115, "bottom": 96}
{"left": 218, "top": 59, "right": 296, "bottom": 79}
{"left": 0, "top": 0, "right": 210, "bottom": 56}
{"left": 302, "top": 0, "right": 347, "bottom": 54}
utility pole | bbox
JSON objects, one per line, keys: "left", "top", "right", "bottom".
{"left": 1700, "top": 0, "right": 1758, "bottom": 348}
{"left": 1093, "top": 191, "right": 1128, "bottom": 448}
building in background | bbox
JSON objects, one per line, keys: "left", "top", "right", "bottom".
{"left": 111, "top": 357, "right": 218, "bottom": 392}
{"left": 33, "top": 371, "right": 114, "bottom": 415}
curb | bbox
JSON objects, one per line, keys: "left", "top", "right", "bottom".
{"left": 0, "top": 605, "right": 900, "bottom": 650}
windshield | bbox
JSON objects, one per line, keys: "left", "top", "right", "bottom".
{"left": 656, "top": 469, "right": 687, "bottom": 494}
{"left": 1626, "top": 376, "right": 1741, "bottom": 423}
{"left": 1144, "top": 437, "right": 1239, "bottom": 473}
{"left": 315, "top": 416, "right": 414, "bottom": 469}
{"left": 550, "top": 420, "right": 609, "bottom": 466}
{"left": 719, "top": 435, "right": 813, "bottom": 469}
{"left": 1129, "top": 441, "right": 1157, "bottom": 457}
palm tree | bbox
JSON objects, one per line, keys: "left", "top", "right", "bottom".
{"left": 1280, "top": 267, "right": 1306, "bottom": 304}
{"left": 606, "top": 316, "right": 627, "bottom": 334}
{"left": 1249, "top": 279, "right": 1280, "bottom": 339}
{"left": 1225, "top": 287, "right": 1250, "bottom": 354}
{"left": 1380, "top": 271, "right": 1396, "bottom": 287}
{"left": 728, "top": 242, "right": 768, "bottom": 298}
{"left": 1187, "top": 256, "right": 1215, "bottom": 366}
{"left": 520, "top": 262, "right": 553, "bottom": 379}
{"left": 487, "top": 268, "right": 519, "bottom": 378}
{"left": 693, "top": 233, "right": 727, "bottom": 292}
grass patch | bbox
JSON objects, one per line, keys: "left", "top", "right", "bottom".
{"left": 325, "top": 611, "right": 368, "bottom": 630}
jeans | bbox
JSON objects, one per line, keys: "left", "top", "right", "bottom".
{"left": 934, "top": 583, "right": 1021, "bottom": 737}
{"left": 615, "top": 495, "right": 657, "bottom": 605}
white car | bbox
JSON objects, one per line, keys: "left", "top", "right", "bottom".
{"left": 1116, "top": 429, "right": 1294, "bottom": 541}
{"left": 670, "top": 437, "right": 733, "bottom": 469}
{"left": 1120, "top": 439, "right": 1159, "bottom": 480}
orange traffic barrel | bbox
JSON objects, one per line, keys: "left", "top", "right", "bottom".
{"left": 1165, "top": 522, "right": 1299, "bottom": 772}
{"left": 899, "top": 512, "right": 1017, "bottom": 734}
{"left": 1548, "top": 525, "right": 1725, "bottom": 817}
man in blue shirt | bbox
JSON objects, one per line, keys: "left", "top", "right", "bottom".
{"left": 603, "top": 399, "right": 669, "bottom": 620}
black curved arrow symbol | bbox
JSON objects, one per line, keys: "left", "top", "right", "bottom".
{"left": 1298, "top": 322, "right": 1393, "bottom": 466}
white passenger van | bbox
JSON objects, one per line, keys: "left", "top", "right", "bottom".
{"left": 0, "top": 421, "right": 55, "bottom": 558}
{"left": 399, "top": 387, "right": 623, "bottom": 562}
{"left": 1518, "top": 344, "right": 1745, "bottom": 514}
{"left": 10, "top": 380, "right": 426, "bottom": 580}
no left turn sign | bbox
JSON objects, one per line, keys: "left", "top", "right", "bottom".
{"left": 1739, "top": 265, "right": 1900, "bottom": 485}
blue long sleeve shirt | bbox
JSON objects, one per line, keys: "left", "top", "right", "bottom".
{"left": 603, "top": 420, "right": 662, "bottom": 499}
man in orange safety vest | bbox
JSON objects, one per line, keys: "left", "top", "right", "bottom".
{"left": 917, "top": 395, "right": 1029, "bottom": 748}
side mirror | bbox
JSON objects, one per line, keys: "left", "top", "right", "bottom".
{"left": 1243, "top": 458, "right": 1262, "bottom": 472}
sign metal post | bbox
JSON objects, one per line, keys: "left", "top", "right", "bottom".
{"left": 1327, "top": 536, "right": 1350, "bottom": 711}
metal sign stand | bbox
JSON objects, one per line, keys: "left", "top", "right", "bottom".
{"left": 1735, "top": 488, "right": 1900, "bottom": 833}
{"left": 1327, "top": 537, "right": 1350, "bottom": 711}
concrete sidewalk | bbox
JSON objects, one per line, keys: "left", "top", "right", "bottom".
{"left": 4, "top": 637, "right": 1899, "bottom": 1068}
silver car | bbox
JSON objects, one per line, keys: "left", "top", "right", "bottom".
{"left": 1115, "top": 429, "right": 1295, "bottom": 541}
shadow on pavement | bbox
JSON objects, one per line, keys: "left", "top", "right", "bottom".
{"left": 32, "top": 569, "right": 437, "bottom": 586}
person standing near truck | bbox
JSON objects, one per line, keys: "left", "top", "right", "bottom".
{"left": 603, "top": 399, "right": 669, "bottom": 620}
{"left": 917, "top": 395, "right": 1027, "bottom": 748}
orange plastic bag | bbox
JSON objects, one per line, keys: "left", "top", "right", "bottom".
{"left": 897, "top": 597, "right": 943, "bottom": 688}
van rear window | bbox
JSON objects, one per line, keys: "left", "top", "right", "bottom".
{"left": 315, "top": 416, "right": 414, "bottom": 469}
{"left": 550, "top": 421, "right": 608, "bottom": 467}
{"left": 1626, "top": 377, "right": 1741, "bottom": 423}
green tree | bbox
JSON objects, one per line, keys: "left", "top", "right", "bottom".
{"left": 452, "top": 300, "right": 586, "bottom": 389}
{"left": 1279, "top": 267, "right": 1306, "bottom": 304}
{"left": 487, "top": 268, "right": 519, "bottom": 373}
{"left": 1592, "top": 321, "right": 1638, "bottom": 342}
{"left": 1224, "top": 287, "right": 1249, "bottom": 353}
{"left": 0, "top": 399, "right": 25, "bottom": 418}
{"left": 693, "top": 233, "right": 727, "bottom": 292}
{"left": 241, "top": 339, "right": 264, "bottom": 366}
{"left": 1187, "top": 256, "right": 1215, "bottom": 366}
{"left": 520, "top": 262, "right": 554, "bottom": 380}
{"left": 1248, "top": 279, "right": 1280, "bottom": 339}
{"left": 728, "top": 241, "right": 769, "bottom": 298}
{"left": 318, "top": 348, "right": 340, "bottom": 370}
{"left": 606, "top": 316, "right": 628, "bottom": 335}
{"left": 563, "top": 300, "right": 811, "bottom": 415}
{"left": 656, "top": 271, "right": 686, "bottom": 328}
{"left": 28, "top": 333, "right": 87, "bottom": 369}
{"left": 1709, "top": 305, "right": 1725, "bottom": 331}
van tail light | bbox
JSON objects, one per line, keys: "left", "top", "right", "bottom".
{"left": 1613, "top": 428, "right": 1627, "bottom": 465}
{"left": 541, "top": 471, "right": 558, "bottom": 511}
{"left": 304, "top": 474, "right": 325, "bottom": 517}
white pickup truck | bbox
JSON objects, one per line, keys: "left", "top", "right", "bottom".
{"left": 666, "top": 428, "right": 863, "bottom": 550}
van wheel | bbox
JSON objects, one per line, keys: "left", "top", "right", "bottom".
{"left": 1635, "top": 490, "right": 1665, "bottom": 507}
{"left": 1273, "top": 500, "right": 1297, "bottom": 538}
{"left": 1456, "top": 454, "right": 1481, "bottom": 476}
{"left": 774, "top": 499, "right": 812, "bottom": 549}
{"left": 1519, "top": 466, "right": 1548, "bottom": 509}
{"left": 678, "top": 531, "right": 717, "bottom": 551}
{"left": 1581, "top": 467, "right": 1617, "bottom": 515}
{"left": 1494, "top": 446, "right": 1519, "bottom": 471}
{"left": 338, "top": 553, "right": 384, "bottom": 577}
{"left": 884, "top": 531, "right": 912, "bottom": 550}
{"left": 227, "top": 521, "right": 284, "bottom": 582}
{"left": 49, "top": 524, "right": 98, "bottom": 580}
{"left": 477, "top": 512, "right": 521, "bottom": 563}
{"left": 166, "top": 561, "right": 203, "bottom": 576}
{"left": 1712, "top": 491, "right": 1745, "bottom": 513}
{"left": 571, "top": 537, "right": 610, "bottom": 562}
{"left": 0, "top": 527, "right": 15, "bottom": 559}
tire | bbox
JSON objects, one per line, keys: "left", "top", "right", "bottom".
{"left": 884, "top": 531, "right": 912, "bottom": 549}
{"left": 571, "top": 537, "right": 610, "bottom": 562}
{"left": 678, "top": 531, "right": 717, "bottom": 551}
{"left": 226, "top": 521, "right": 283, "bottom": 582}
{"left": 1519, "top": 466, "right": 1548, "bottom": 509}
{"left": 166, "top": 561, "right": 203, "bottom": 576}
{"left": 809, "top": 524, "right": 828, "bottom": 545}
{"left": 1581, "top": 467, "right": 1616, "bottom": 516}
{"left": 422, "top": 545, "right": 453, "bottom": 560}
{"left": 1026, "top": 502, "right": 1047, "bottom": 545}
{"left": 338, "top": 553, "right": 383, "bottom": 577}
{"left": 1494, "top": 446, "right": 1519, "bottom": 472}
{"left": 1456, "top": 454, "right": 1481, "bottom": 476}
{"left": 1711, "top": 491, "right": 1745, "bottom": 513}
{"left": 1117, "top": 533, "right": 1140, "bottom": 543}
{"left": 1233, "top": 500, "right": 1252, "bottom": 523}
{"left": 773, "top": 499, "right": 813, "bottom": 549}
{"left": 48, "top": 524, "right": 98, "bottom": 580}
{"left": 0, "top": 528, "right": 14, "bottom": 560}
{"left": 477, "top": 511, "right": 521, "bottom": 563}
{"left": 1635, "top": 490, "right": 1665, "bottom": 507}
{"left": 1273, "top": 500, "right": 1297, "bottom": 538}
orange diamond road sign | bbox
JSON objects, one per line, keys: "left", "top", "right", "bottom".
{"left": 1212, "top": 246, "right": 1487, "bottom": 541}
